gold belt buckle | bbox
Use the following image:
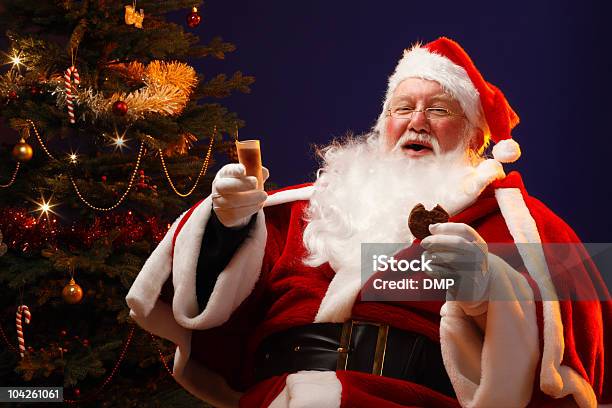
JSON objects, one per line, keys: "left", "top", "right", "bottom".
{"left": 336, "top": 319, "right": 390, "bottom": 376}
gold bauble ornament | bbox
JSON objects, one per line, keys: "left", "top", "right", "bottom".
{"left": 62, "top": 278, "right": 83, "bottom": 304}
{"left": 12, "top": 138, "right": 33, "bottom": 162}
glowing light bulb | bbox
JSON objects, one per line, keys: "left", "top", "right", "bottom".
{"left": 106, "top": 127, "right": 130, "bottom": 152}
{"left": 30, "top": 194, "right": 59, "bottom": 222}
{"left": 111, "top": 135, "right": 131, "bottom": 152}
{"left": 4, "top": 49, "right": 25, "bottom": 70}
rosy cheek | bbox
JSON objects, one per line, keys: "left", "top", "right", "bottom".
{"left": 433, "top": 122, "right": 462, "bottom": 152}
{"left": 384, "top": 118, "right": 406, "bottom": 149}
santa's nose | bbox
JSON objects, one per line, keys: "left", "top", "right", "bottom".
{"left": 407, "top": 110, "right": 430, "bottom": 134}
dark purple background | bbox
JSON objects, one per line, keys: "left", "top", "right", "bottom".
{"left": 1, "top": 2, "right": 610, "bottom": 242}
{"left": 171, "top": 1, "right": 612, "bottom": 242}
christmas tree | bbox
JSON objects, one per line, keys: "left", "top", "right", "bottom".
{"left": 0, "top": 1, "right": 254, "bottom": 405}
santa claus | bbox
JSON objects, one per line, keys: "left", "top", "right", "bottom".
{"left": 126, "top": 37, "right": 611, "bottom": 407}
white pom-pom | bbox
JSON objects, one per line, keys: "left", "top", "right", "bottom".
{"left": 492, "top": 139, "right": 521, "bottom": 163}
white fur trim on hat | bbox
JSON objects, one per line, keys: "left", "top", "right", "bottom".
{"left": 492, "top": 138, "right": 521, "bottom": 163}
{"left": 375, "top": 45, "right": 486, "bottom": 134}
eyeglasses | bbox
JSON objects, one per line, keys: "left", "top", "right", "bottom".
{"left": 387, "top": 106, "right": 465, "bottom": 120}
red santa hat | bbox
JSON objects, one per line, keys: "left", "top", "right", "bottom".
{"left": 375, "top": 37, "right": 521, "bottom": 163}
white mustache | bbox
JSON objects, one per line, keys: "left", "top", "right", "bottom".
{"left": 392, "top": 131, "right": 440, "bottom": 154}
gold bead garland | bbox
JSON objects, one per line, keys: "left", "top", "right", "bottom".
{"left": 69, "top": 141, "right": 145, "bottom": 211}
{"left": 10, "top": 119, "right": 218, "bottom": 209}
{"left": 26, "top": 119, "right": 56, "bottom": 160}
{"left": 158, "top": 128, "right": 215, "bottom": 198}
{"left": 0, "top": 162, "right": 20, "bottom": 188}
{"left": 22, "top": 119, "right": 146, "bottom": 211}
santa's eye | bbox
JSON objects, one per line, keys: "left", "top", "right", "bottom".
{"left": 426, "top": 107, "right": 451, "bottom": 116}
{"left": 390, "top": 106, "right": 415, "bottom": 118}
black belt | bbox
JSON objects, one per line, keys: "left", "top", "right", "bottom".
{"left": 254, "top": 320, "right": 455, "bottom": 398}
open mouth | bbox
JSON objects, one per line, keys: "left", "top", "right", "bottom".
{"left": 402, "top": 141, "right": 433, "bottom": 152}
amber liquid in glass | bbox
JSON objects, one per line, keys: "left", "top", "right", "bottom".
{"left": 235, "top": 140, "right": 264, "bottom": 190}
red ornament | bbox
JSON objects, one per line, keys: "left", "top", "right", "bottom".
{"left": 101, "top": 175, "right": 107, "bottom": 183}
{"left": 30, "top": 86, "right": 43, "bottom": 97}
{"left": 112, "top": 100, "right": 128, "bottom": 116}
{"left": 186, "top": 6, "right": 201, "bottom": 28}
{"left": 74, "top": 388, "right": 80, "bottom": 397}
{"left": 8, "top": 90, "right": 18, "bottom": 100}
{"left": 137, "top": 170, "right": 146, "bottom": 189}
{"left": 60, "top": 329, "right": 67, "bottom": 337}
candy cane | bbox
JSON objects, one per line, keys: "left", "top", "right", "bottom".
{"left": 64, "top": 66, "right": 80, "bottom": 124}
{"left": 16, "top": 305, "right": 31, "bottom": 358}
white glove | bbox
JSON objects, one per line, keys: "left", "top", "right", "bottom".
{"left": 212, "top": 163, "right": 269, "bottom": 229}
{"left": 420, "top": 222, "right": 490, "bottom": 316}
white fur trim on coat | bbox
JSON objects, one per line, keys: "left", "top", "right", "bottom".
{"left": 268, "top": 371, "right": 342, "bottom": 408}
{"left": 126, "top": 212, "right": 187, "bottom": 319}
{"left": 126, "top": 186, "right": 316, "bottom": 406}
{"left": 495, "top": 188, "right": 597, "bottom": 408}
{"left": 264, "top": 185, "right": 314, "bottom": 207}
{"left": 126, "top": 206, "right": 244, "bottom": 407}
{"left": 440, "top": 254, "right": 539, "bottom": 408}
{"left": 127, "top": 185, "right": 314, "bottom": 331}
{"left": 174, "top": 185, "right": 314, "bottom": 329}
{"left": 171, "top": 195, "right": 267, "bottom": 330}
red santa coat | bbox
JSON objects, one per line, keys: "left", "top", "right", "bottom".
{"left": 126, "top": 164, "right": 611, "bottom": 408}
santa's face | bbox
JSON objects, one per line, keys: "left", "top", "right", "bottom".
{"left": 383, "top": 78, "right": 482, "bottom": 158}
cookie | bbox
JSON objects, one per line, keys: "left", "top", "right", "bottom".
{"left": 408, "top": 203, "right": 449, "bottom": 240}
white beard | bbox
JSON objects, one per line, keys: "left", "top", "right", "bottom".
{"left": 303, "top": 133, "right": 500, "bottom": 274}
